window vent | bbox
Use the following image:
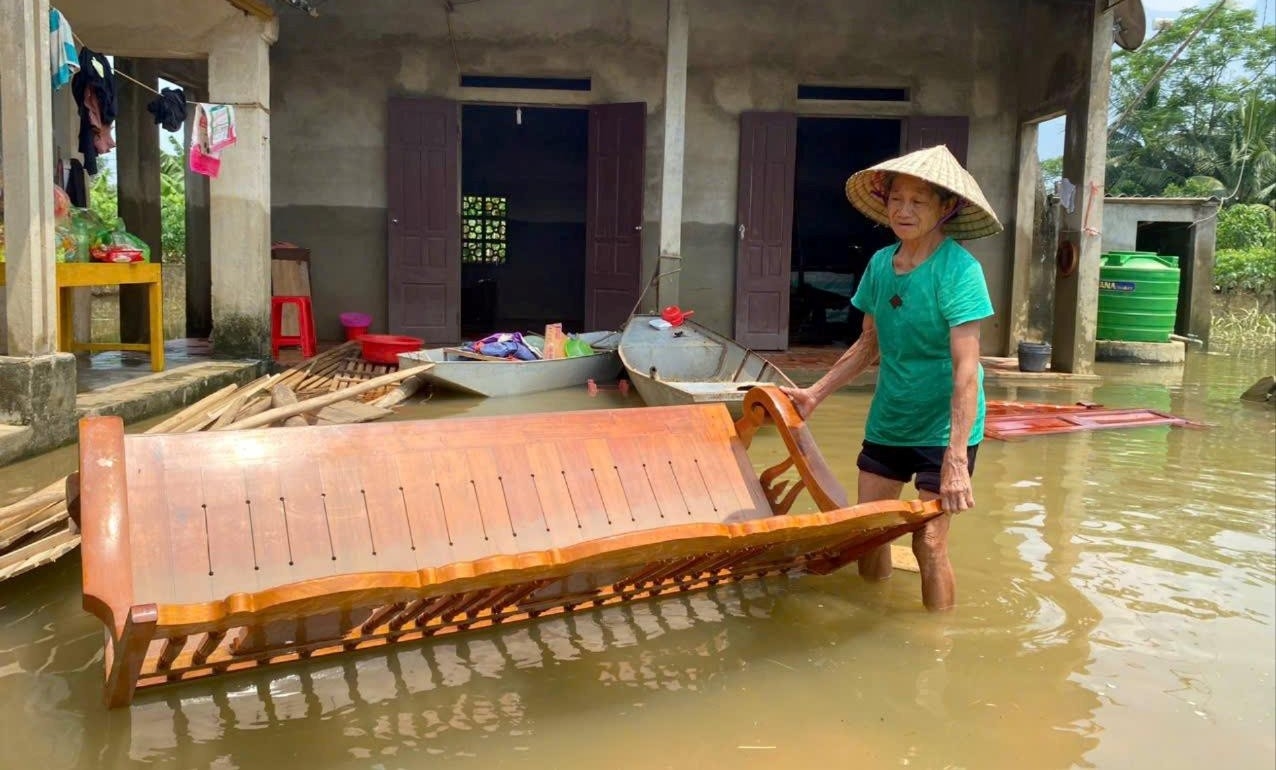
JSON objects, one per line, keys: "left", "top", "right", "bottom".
{"left": 460, "top": 75, "right": 592, "bottom": 92}
{"left": 797, "top": 85, "right": 909, "bottom": 102}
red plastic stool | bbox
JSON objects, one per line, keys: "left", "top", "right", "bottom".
{"left": 271, "top": 295, "right": 317, "bottom": 358}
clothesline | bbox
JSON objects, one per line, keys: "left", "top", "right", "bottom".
{"left": 70, "top": 30, "right": 179, "bottom": 101}
{"left": 67, "top": 32, "right": 267, "bottom": 112}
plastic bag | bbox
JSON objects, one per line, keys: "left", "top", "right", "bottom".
{"left": 564, "top": 336, "right": 594, "bottom": 358}
{"left": 60, "top": 208, "right": 108, "bottom": 262}
{"left": 91, "top": 218, "right": 150, "bottom": 263}
{"left": 53, "top": 186, "right": 71, "bottom": 220}
{"left": 55, "top": 221, "right": 78, "bottom": 263}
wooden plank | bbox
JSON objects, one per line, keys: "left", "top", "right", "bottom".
{"left": 316, "top": 461, "right": 378, "bottom": 576}
{"left": 524, "top": 442, "right": 586, "bottom": 546}
{"left": 240, "top": 462, "right": 293, "bottom": 593}
{"left": 277, "top": 452, "right": 335, "bottom": 583}
{"left": 351, "top": 454, "right": 417, "bottom": 573}
{"left": 432, "top": 449, "right": 492, "bottom": 563}
{"left": 314, "top": 401, "right": 393, "bottom": 425}
{"left": 393, "top": 451, "right": 457, "bottom": 568}
{"left": 489, "top": 444, "right": 553, "bottom": 552}
{"left": 200, "top": 466, "right": 257, "bottom": 601}
{"left": 462, "top": 447, "right": 521, "bottom": 556}
{"left": 0, "top": 527, "right": 80, "bottom": 582}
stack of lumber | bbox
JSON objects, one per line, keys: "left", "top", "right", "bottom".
{"left": 288, "top": 342, "right": 401, "bottom": 403}
{"left": 0, "top": 348, "right": 429, "bottom": 583}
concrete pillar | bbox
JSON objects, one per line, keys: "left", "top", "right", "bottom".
{"left": 184, "top": 85, "right": 212, "bottom": 339}
{"left": 1, "top": 0, "right": 57, "bottom": 357}
{"left": 1186, "top": 205, "right": 1218, "bottom": 346}
{"left": 1050, "top": 1, "right": 1112, "bottom": 374}
{"left": 208, "top": 15, "right": 277, "bottom": 357}
{"left": 116, "top": 58, "right": 164, "bottom": 345}
{"left": 656, "top": 0, "right": 689, "bottom": 309}
{"left": 0, "top": 0, "right": 76, "bottom": 448}
{"left": 52, "top": 85, "right": 93, "bottom": 347}
{"left": 1008, "top": 121, "right": 1039, "bottom": 351}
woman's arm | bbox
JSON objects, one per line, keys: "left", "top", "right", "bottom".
{"left": 782, "top": 314, "right": 879, "bottom": 419}
{"left": 940, "top": 320, "right": 981, "bottom": 512}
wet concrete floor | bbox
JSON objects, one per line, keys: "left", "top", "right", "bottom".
{"left": 0, "top": 351, "right": 1272, "bottom": 769}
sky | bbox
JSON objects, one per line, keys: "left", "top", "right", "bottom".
{"left": 1037, "top": 0, "right": 1275, "bottom": 159}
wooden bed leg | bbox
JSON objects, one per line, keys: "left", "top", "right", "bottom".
{"left": 104, "top": 604, "right": 158, "bottom": 709}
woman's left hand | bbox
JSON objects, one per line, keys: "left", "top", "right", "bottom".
{"left": 939, "top": 451, "right": 975, "bottom": 513}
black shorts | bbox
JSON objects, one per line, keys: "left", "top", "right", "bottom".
{"left": 856, "top": 440, "right": 979, "bottom": 494}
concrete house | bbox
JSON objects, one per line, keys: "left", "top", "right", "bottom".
{"left": 1, "top": 0, "right": 1115, "bottom": 454}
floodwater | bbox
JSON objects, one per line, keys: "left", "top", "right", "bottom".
{"left": 1, "top": 351, "right": 1273, "bottom": 770}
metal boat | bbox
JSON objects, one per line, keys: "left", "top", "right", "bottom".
{"left": 619, "top": 315, "right": 794, "bottom": 414}
{"left": 397, "top": 331, "right": 622, "bottom": 398}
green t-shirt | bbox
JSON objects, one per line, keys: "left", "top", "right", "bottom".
{"left": 850, "top": 238, "right": 994, "bottom": 447}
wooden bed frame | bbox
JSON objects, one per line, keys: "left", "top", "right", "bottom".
{"left": 70, "top": 386, "right": 940, "bottom": 708}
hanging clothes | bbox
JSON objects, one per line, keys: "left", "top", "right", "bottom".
{"left": 70, "top": 47, "right": 117, "bottom": 175}
{"left": 49, "top": 8, "right": 78, "bottom": 90}
{"left": 66, "top": 159, "right": 88, "bottom": 208}
{"left": 146, "top": 87, "right": 187, "bottom": 132}
{"left": 189, "top": 103, "right": 237, "bottom": 178}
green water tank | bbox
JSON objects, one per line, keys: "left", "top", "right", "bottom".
{"left": 1096, "top": 252, "right": 1181, "bottom": 343}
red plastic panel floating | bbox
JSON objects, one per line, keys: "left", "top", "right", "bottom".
{"left": 984, "top": 402, "right": 1202, "bottom": 440}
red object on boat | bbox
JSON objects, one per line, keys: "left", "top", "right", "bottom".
{"left": 358, "top": 334, "right": 422, "bottom": 364}
{"left": 661, "top": 305, "right": 695, "bottom": 326}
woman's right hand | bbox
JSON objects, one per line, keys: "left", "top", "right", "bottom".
{"left": 780, "top": 387, "right": 818, "bottom": 420}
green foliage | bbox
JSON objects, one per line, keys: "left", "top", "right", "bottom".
{"left": 1214, "top": 246, "right": 1276, "bottom": 295}
{"left": 1216, "top": 203, "right": 1275, "bottom": 251}
{"left": 89, "top": 167, "right": 118, "bottom": 225}
{"left": 160, "top": 136, "right": 186, "bottom": 262}
{"left": 1213, "top": 204, "right": 1274, "bottom": 296}
{"left": 1040, "top": 156, "right": 1063, "bottom": 194}
{"left": 83, "top": 137, "right": 187, "bottom": 261}
{"left": 1107, "top": 6, "right": 1276, "bottom": 206}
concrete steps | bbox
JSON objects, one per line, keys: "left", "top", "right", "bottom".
{"left": 75, "top": 360, "right": 267, "bottom": 423}
{"left": 0, "top": 425, "right": 35, "bottom": 467}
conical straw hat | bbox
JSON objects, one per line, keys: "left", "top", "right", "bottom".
{"left": 844, "top": 145, "right": 1003, "bottom": 240}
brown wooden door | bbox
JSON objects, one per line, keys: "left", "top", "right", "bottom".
{"left": 734, "top": 111, "right": 797, "bottom": 351}
{"left": 903, "top": 116, "right": 969, "bottom": 164}
{"left": 585, "top": 102, "right": 645, "bottom": 331}
{"left": 387, "top": 97, "right": 461, "bottom": 344}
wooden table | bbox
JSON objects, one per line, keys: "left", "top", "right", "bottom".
{"left": 0, "top": 262, "right": 164, "bottom": 371}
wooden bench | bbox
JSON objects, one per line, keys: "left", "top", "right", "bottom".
{"left": 71, "top": 386, "right": 941, "bottom": 708}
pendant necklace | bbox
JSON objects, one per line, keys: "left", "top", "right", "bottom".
{"left": 890, "top": 261, "right": 914, "bottom": 310}
{"left": 890, "top": 245, "right": 932, "bottom": 310}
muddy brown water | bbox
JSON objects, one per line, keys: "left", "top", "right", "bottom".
{"left": 1, "top": 352, "right": 1272, "bottom": 769}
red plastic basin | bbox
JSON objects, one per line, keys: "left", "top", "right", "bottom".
{"left": 359, "top": 334, "right": 423, "bottom": 364}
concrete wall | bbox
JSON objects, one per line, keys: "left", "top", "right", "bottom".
{"left": 678, "top": 0, "right": 1021, "bottom": 342}
{"left": 269, "top": 0, "right": 667, "bottom": 340}
{"left": 1017, "top": 0, "right": 1091, "bottom": 122}
{"left": 271, "top": 0, "right": 1037, "bottom": 349}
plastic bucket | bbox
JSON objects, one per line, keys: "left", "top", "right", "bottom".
{"left": 340, "top": 312, "right": 373, "bottom": 341}
{"left": 1017, "top": 341, "right": 1052, "bottom": 373}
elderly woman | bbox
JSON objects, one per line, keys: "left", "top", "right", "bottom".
{"left": 783, "top": 145, "right": 1002, "bottom": 612}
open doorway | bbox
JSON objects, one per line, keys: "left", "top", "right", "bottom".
{"left": 1136, "top": 221, "right": 1194, "bottom": 334}
{"left": 789, "top": 117, "right": 900, "bottom": 346}
{"left": 460, "top": 104, "right": 588, "bottom": 338}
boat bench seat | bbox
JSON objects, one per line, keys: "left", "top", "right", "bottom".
{"left": 70, "top": 386, "right": 940, "bottom": 708}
